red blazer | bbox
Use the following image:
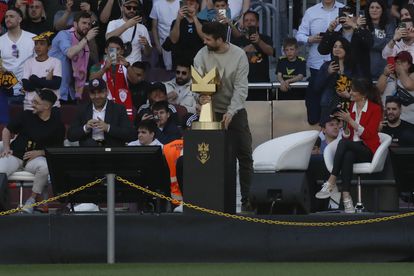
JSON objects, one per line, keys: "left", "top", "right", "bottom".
{"left": 347, "top": 100, "right": 382, "bottom": 154}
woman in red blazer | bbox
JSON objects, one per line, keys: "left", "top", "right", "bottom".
{"left": 315, "top": 78, "right": 383, "bottom": 213}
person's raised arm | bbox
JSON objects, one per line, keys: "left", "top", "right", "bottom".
{"left": 99, "top": 0, "right": 115, "bottom": 24}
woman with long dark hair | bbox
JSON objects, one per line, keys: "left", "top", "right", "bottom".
{"left": 315, "top": 78, "right": 382, "bottom": 213}
{"left": 365, "top": 0, "right": 395, "bottom": 79}
{"left": 315, "top": 37, "right": 358, "bottom": 121}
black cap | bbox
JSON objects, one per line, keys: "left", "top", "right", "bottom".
{"left": 88, "top": 78, "right": 107, "bottom": 91}
{"left": 320, "top": 116, "right": 339, "bottom": 127}
{"left": 148, "top": 82, "right": 167, "bottom": 95}
{"left": 37, "top": 89, "right": 57, "bottom": 104}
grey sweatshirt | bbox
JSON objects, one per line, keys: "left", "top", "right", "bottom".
{"left": 193, "top": 43, "right": 249, "bottom": 115}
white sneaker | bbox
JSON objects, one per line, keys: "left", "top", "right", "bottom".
{"left": 315, "top": 182, "right": 338, "bottom": 199}
{"left": 343, "top": 197, "right": 355, "bottom": 213}
{"left": 22, "top": 197, "right": 36, "bottom": 214}
{"left": 173, "top": 204, "right": 183, "bottom": 213}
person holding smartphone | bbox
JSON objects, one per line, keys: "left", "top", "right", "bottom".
{"left": 233, "top": 10, "right": 273, "bottom": 85}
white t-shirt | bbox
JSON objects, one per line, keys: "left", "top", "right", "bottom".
{"left": 0, "top": 30, "right": 35, "bottom": 96}
{"left": 228, "top": 0, "right": 243, "bottom": 19}
{"left": 128, "top": 139, "right": 163, "bottom": 147}
{"left": 150, "top": 0, "right": 179, "bottom": 40}
{"left": 22, "top": 56, "right": 62, "bottom": 110}
{"left": 106, "top": 19, "right": 152, "bottom": 64}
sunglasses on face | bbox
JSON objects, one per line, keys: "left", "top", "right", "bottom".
{"left": 12, "top": 44, "right": 19, "bottom": 58}
{"left": 176, "top": 70, "right": 188, "bottom": 75}
{"left": 124, "top": 5, "right": 138, "bottom": 11}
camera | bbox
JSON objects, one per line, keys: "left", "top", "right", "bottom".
{"left": 153, "top": 115, "right": 160, "bottom": 121}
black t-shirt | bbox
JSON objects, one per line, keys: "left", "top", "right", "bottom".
{"left": 7, "top": 110, "right": 65, "bottom": 160}
{"left": 382, "top": 120, "right": 414, "bottom": 145}
{"left": 276, "top": 56, "right": 306, "bottom": 81}
{"left": 21, "top": 19, "right": 52, "bottom": 35}
{"left": 170, "top": 18, "right": 204, "bottom": 66}
{"left": 233, "top": 34, "right": 273, "bottom": 82}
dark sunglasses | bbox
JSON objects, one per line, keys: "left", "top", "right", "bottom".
{"left": 124, "top": 5, "right": 138, "bottom": 11}
{"left": 12, "top": 44, "right": 19, "bottom": 58}
{"left": 176, "top": 70, "right": 188, "bottom": 75}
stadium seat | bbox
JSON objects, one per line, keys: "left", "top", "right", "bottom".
{"left": 323, "top": 133, "right": 392, "bottom": 212}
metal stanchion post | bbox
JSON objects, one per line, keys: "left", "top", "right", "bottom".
{"left": 106, "top": 173, "right": 115, "bottom": 264}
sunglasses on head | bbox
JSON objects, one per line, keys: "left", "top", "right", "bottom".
{"left": 124, "top": 5, "right": 138, "bottom": 11}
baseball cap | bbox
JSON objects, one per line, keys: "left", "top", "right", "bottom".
{"left": 123, "top": 0, "right": 139, "bottom": 5}
{"left": 88, "top": 78, "right": 107, "bottom": 91}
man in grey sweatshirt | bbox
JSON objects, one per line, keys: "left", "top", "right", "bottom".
{"left": 193, "top": 21, "right": 253, "bottom": 211}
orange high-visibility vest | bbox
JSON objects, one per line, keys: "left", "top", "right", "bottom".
{"left": 163, "top": 139, "right": 183, "bottom": 203}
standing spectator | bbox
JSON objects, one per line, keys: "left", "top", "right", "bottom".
{"left": 169, "top": 0, "right": 204, "bottom": 67}
{"left": 0, "top": 8, "right": 35, "bottom": 104}
{"left": 382, "top": 95, "right": 414, "bottom": 145}
{"left": 233, "top": 10, "right": 274, "bottom": 82}
{"left": 164, "top": 60, "right": 197, "bottom": 113}
{"left": 106, "top": 0, "right": 152, "bottom": 65}
{"left": 382, "top": 9, "right": 414, "bottom": 59}
{"left": 0, "top": 89, "right": 65, "bottom": 213}
{"left": 296, "top": 0, "right": 344, "bottom": 125}
{"left": 194, "top": 21, "right": 253, "bottom": 211}
{"left": 89, "top": 36, "right": 135, "bottom": 121}
{"left": 22, "top": 31, "right": 62, "bottom": 110}
{"left": 54, "top": 0, "right": 98, "bottom": 31}
{"left": 393, "top": 51, "right": 414, "bottom": 124}
{"left": 366, "top": 0, "right": 395, "bottom": 80}
{"left": 201, "top": 0, "right": 250, "bottom": 24}
{"left": 276, "top": 37, "right": 306, "bottom": 100}
{"left": 391, "top": 0, "right": 414, "bottom": 19}
{"left": 150, "top": 0, "right": 180, "bottom": 71}
{"left": 318, "top": 5, "right": 373, "bottom": 80}
{"left": 20, "top": 0, "right": 51, "bottom": 35}
{"left": 49, "top": 11, "right": 99, "bottom": 102}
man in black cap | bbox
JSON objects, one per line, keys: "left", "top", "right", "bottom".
{"left": 67, "top": 78, "right": 136, "bottom": 146}
{"left": 0, "top": 89, "right": 65, "bottom": 213}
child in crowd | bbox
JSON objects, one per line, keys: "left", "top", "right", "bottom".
{"left": 128, "top": 119, "right": 163, "bottom": 146}
{"left": 276, "top": 37, "right": 306, "bottom": 100}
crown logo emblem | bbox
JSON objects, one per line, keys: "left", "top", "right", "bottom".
{"left": 197, "top": 142, "right": 210, "bottom": 164}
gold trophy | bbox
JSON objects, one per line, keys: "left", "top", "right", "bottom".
{"left": 191, "top": 66, "right": 222, "bottom": 130}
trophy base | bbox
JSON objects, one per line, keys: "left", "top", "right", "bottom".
{"left": 191, "top": 121, "right": 222, "bottom": 130}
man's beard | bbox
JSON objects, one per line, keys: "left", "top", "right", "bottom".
{"left": 207, "top": 45, "right": 219, "bottom": 51}
{"left": 176, "top": 78, "right": 189, "bottom": 86}
{"left": 387, "top": 115, "right": 398, "bottom": 124}
{"left": 76, "top": 28, "right": 87, "bottom": 38}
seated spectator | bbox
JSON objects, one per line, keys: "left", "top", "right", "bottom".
{"left": 319, "top": 116, "right": 341, "bottom": 153}
{"left": 127, "top": 61, "right": 151, "bottom": 110}
{"left": 382, "top": 8, "right": 414, "bottom": 60}
{"left": 233, "top": 10, "right": 274, "bottom": 82}
{"left": 169, "top": 0, "right": 204, "bottom": 67}
{"left": 365, "top": 0, "right": 395, "bottom": 80}
{"left": 54, "top": 0, "right": 98, "bottom": 31}
{"left": 106, "top": 0, "right": 152, "bottom": 65}
{"left": 276, "top": 37, "right": 306, "bottom": 100}
{"left": 89, "top": 36, "right": 134, "bottom": 121}
{"left": 164, "top": 60, "right": 197, "bottom": 113}
{"left": 136, "top": 82, "right": 178, "bottom": 124}
{"left": 318, "top": 5, "right": 373, "bottom": 80}
{"left": 0, "top": 8, "right": 35, "bottom": 105}
{"left": 19, "top": 0, "right": 52, "bottom": 35}
{"left": 49, "top": 11, "right": 99, "bottom": 102}
{"left": 22, "top": 31, "right": 62, "bottom": 110}
{"left": 152, "top": 100, "right": 182, "bottom": 144}
{"left": 150, "top": 0, "right": 179, "bottom": 71}
{"left": 0, "top": 89, "right": 65, "bottom": 213}
{"left": 128, "top": 119, "right": 163, "bottom": 146}
{"left": 382, "top": 95, "right": 414, "bottom": 145}
{"left": 67, "top": 78, "right": 136, "bottom": 146}
{"left": 315, "top": 37, "right": 357, "bottom": 121}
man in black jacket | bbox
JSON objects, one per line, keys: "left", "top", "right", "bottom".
{"left": 318, "top": 5, "right": 373, "bottom": 80}
{"left": 67, "top": 78, "right": 136, "bottom": 146}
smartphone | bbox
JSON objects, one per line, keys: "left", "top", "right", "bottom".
{"left": 179, "top": 0, "right": 185, "bottom": 8}
{"left": 247, "top": 26, "right": 257, "bottom": 36}
{"left": 109, "top": 47, "right": 117, "bottom": 65}
{"left": 218, "top": 9, "right": 226, "bottom": 18}
{"left": 91, "top": 20, "right": 98, "bottom": 28}
{"left": 399, "top": 22, "right": 407, "bottom": 29}
{"left": 387, "top": 56, "right": 395, "bottom": 67}
{"left": 338, "top": 7, "right": 345, "bottom": 18}
{"left": 332, "top": 56, "right": 339, "bottom": 66}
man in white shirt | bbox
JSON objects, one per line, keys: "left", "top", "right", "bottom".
{"left": 150, "top": 0, "right": 180, "bottom": 71}
{"left": 106, "top": 0, "right": 152, "bottom": 64}
{"left": 164, "top": 60, "right": 197, "bottom": 113}
{"left": 0, "top": 8, "right": 35, "bottom": 103}
{"left": 295, "top": 0, "right": 344, "bottom": 125}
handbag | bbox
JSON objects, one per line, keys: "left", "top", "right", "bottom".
{"left": 396, "top": 85, "right": 414, "bottom": 106}
{"left": 123, "top": 25, "right": 137, "bottom": 57}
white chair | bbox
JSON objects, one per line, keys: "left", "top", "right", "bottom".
{"left": 253, "top": 130, "right": 319, "bottom": 172}
{"left": 323, "top": 133, "right": 392, "bottom": 212}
